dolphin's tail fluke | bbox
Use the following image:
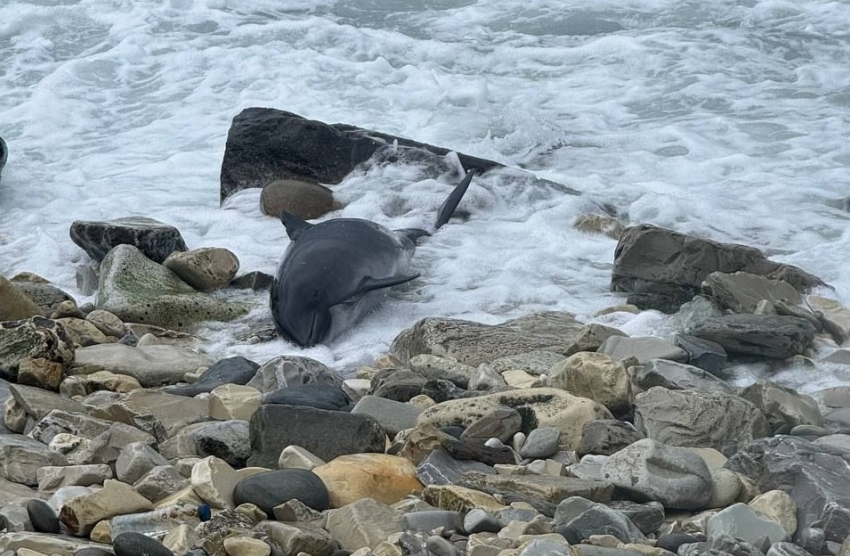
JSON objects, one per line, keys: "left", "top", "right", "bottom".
{"left": 435, "top": 168, "right": 476, "bottom": 230}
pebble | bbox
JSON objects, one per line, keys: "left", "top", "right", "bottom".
{"left": 26, "top": 499, "right": 60, "bottom": 534}
{"left": 113, "top": 532, "right": 175, "bottom": 556}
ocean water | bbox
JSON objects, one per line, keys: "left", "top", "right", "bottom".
{"left": 1, "top": 0, "right": 849, "bottom": 392}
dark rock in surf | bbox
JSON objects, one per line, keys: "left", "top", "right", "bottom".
{"left": 70, "top": 216, "right": 187, "bottom": 263}
{"left": 168, "top": 356, "right": 260, "bottom": 397}
{"left": 690, "top": 314, "right": 816, "bottom": 359}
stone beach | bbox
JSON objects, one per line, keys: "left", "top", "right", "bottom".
{"left": 1, "top": 111, "right": 850, "bottom": 556}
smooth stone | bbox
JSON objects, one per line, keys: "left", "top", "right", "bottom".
{"left": 673, "top": 334, "right": 727, "bottom": 375}
{"left": 702, "top": 271, "right": 801, "bottom": 314}
{"left": 233, "top": 468, "right": 330, "bottom": 514}
{"left": 707, "top": 502, "right": 790, "bottom": 545}
{"left": 464, "top": 508, "right": 501, "bottom": 534}
{"left": 350, "top": 395, "right": 422, "bottom": 436}
{"left": 260, "top": 179, "right": 335, "bottom": 220}
{"left": 547, "top": 352, "right": 632, "bottom": 413}
{"left": 597, "top": 336, "right": 688, "bottom": 365}
{"left": 426, "top": 535, "right": 459, "bottom": 556}
{"left": 162, "top": 247, "right": 239, "bottom": 291}
{"left": 26, "top": 499, "right": 60, "bottom": 534}
{"left": 416, "top": 448, "right": 496, "bottom": 486}
{"left": 190, "top": 456, "right": 241, "bottom": 509}
{"left": 113, "top": 532, "right": 175, "bottom": 556}
{"left": 520, "top": 427, "right": 561, "bottom": 459}
{"left": 565, "top": 324, "right": 629, "bottom": 355}
{"left": 263, "top": 382, "right": 350, "bottom": 411}
{"left": 168, "top": 356, "right": 260, "bottom": 397}
{"left": 73, "top": 343, "right": 213, "bottom": 388}
{"left": 577, "top": 420, "right": 643, "bottom": 458}
{"left": 655, "top": 533, "right": 702, "bottom": 553}
{"left": 461, "top": 407, "right": 523, "bottom": 443}
{"left": 749, "top": 490, "right": 798, "bottom": 537}
{"left": 313, "top": 453, "right": 424, "bottom": 507}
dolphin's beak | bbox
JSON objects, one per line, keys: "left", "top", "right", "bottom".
{"left": 284, "top": 310, "right": 330, "bottom": 347}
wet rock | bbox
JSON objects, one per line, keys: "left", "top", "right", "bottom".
{"left": 72, "top": 343, "right": 212, "bottom": 387}
{"left": 70, "top": 216, "right": 187, "bottom": 263}
{"left": 0, "top": 317, "right": 75, "bottom": 383}
{"left": 808, "top": 295, "right": 850, "bottom": 344}
{"left": 96, "top": 244, "right": 247, "bottom": 330}
{"left": 229, "top": 271, "right": 274, "bottom": 291}
{"left": 233, "top": 468, "right": 330, "bottom": 514}
{"left": 391, "top": 312, "right": 584, "bottom": 367}
{"left": 168, "top": 356, "right": 260, "bottom": 397}
{"left": 635, "top": 359, "right": 732, "bottom": 393}
{"left": 313, "top": 453, "right": 423, "bottom": 507}
{"left": 600, "top": 438, "right": 713, "bottom": 510}
{"left": 547, "top": 352, "right": 632, "bottom": 413}
{"left": 689, "top": 314, "right": 816, "bottom": 359}
{"left": 260, "top": 179, "right": 335, "bottom": 220}
{"left": 673, "top": 334, "right": 727, "bottom": 374}
{"left": 634, "top": 387, "right": 770, "bottom": 456}
{"left": 702, "top": 271, "right": 801, "bottom": 314}
{"left": 162, "top": 248, "right": 239, "bottom": 291}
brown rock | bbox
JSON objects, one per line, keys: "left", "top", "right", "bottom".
{"left": 313, "top": 453, "right": 424, "bottom": 508}
{"left": 0, "top": 275, "right": 42, "bottom": 321}
{"left": 260, "top": 179, "right": 335, "bottom": 220}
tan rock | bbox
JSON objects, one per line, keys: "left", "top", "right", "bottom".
{"left": 422, "top": 484, "right": 506, "bottom": 514}
{"left": 748, "top": 490, "right": 797, "bottom": 536}
{"left": 155, "top": 485, "right": 205, "bottom": 509}
{"left": 325, "top": 498, "right": 404, "bottom": 550}
{"left": 3, "top": 395, "right": 27, "bottom": 433}
{"left": 59, "top": 370, "right": 142, "bottom": 397}
{"left": 806, "top": 295, "right": 850, "bottom": 344}
{"left": 85, "top": 309, "right": 126, "bottom": 338}
{"left": 55, "top": 317, "right": 115, "bottom": 346}
{"left": 547, "top": 352, "right": 632, "bottom": 413}
{"left": 89, "top": 520, "right": 111, "bottom": 543}
{"left": 502, "top": 370, "right": 543, "bottom": 389}
{"left": 17, "top": 548, "right": 50, "bottom": 556}
{"left": 191, "top": 456, "right": 241, "bottom": 509}
{"left": 209, "top": 384, "right": 262, "bottom": 421}
{"left": 408, "top": 394, "right": 436, "bottom": 409}
{"left": 260, "top": 179, "right": 335, "bottom": 220}
{"left": 0, "top": 275, "right": 42, "bottom": 321}
{"left": 17, "top": 357, "right": 64, "bottom": 390}
{"left": 59, "top": 479, "right": 153, "bottom": 535}
{"left": 573, "top": 213, "right": 626, "bottom": 240}
{"left": 398, "top": 423, "right": 453, "bottom": 465}
{"left": 278, "top": 445, "right": 325, "bottom": 471}
{"left": 224, "top": 536, "right": 271, "bottom": 556}
{"left": 163, "top": 523, "right": 198, "bottom": 555}
{"left": 255, "top": 520, "right": 336, "bottom": 556}
{"left": 707, "top": 468, "right": 741, "bottom": 508}
{"left": 313, "top": 453, "right": 424, "bottom": 508}
{"left": 0, "top": 531, "right": 107, "bottom": 556}
{"left": 163, "top": 248, "right": 240, "bottom": 291}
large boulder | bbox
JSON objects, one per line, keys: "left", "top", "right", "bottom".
{"left": 611, "top": 225, "right": 825, "bottom": 307}
{"left": 96, "top": 244, "right": 247, "bottom": 330}
{"left": 391, "top": 311, "right": 585, "bottom": 367}
{"left": 725, "top": 435, "right": 850, "bottom": 544}
{"left": 70, "top": 216, "right": 187, "bottom": 263}
{"left": 635, "top": 387, "right": 770, "bottom": 456}
{"left": 219, "top": 108, "right": 534, "bottom": 204}
{"left": 689, "top": 314, "right": 816, "bottom": 359}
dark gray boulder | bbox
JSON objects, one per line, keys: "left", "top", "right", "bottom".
{"left": 611, "top": 225, "right": 825, "bottom": 305}
{"left": 725, "top": 435, "right": 850, "bottom": 544}
{"left": 233, "top": 468, "right": 329, "bottom": 513}
{"left": 689, "top": 314, "right": 816, "bottom": 359}
{"left": 263, "top": 383, "right": 351, "bottom": 411}
{"left": 113, "top": 532, "right": 175, "bottom": 556}
{"left": 248, "top": 404, "right": 385, "bottom": 467}
{"left": 673, "top": 334, "right": 727, "bottom": 375}
{"left": 70, "top": 216, "right": 187, "bottom": 263}
{"left": 219, "top": 108, "right": 575, "bottom": 204}
{"left": 168, "top": 356, "right": 260, "bottom": 397}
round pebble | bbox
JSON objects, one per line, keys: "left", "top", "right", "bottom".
{"left": 233, "top": 468, "right": 329, "bottom": 514}
{"left": 26, "top": 499, "right": 60, "bottom": 534}
{"left": 426, "top": 535, "right": 459, "bottom": 556}
{"left": 113, "top": 532, "right": 175, "bottom": 556}
{"left": 519, "top": 427, "right": 561, "bottom": 459}
{"left": 463, "top": 508, "right": 501, "bottom": 534}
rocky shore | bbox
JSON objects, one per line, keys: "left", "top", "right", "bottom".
{"left": 1, "top": 112, "right": 850, "bottom": 556}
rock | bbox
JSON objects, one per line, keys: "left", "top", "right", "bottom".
{"left": 408, "top": 354, "right": 479, "bottom": 388}
{"left": 0, "top": 275, "right": 42, "bottom": 321}
{"left": 749, "top": 490, "right": 798, "bottom": 537}
{"left": 133, "top": 465, "right": 189, "bottom": 503}
{"left": 26, "top": 499, "right": 59, "bottom": 534}
{"left": 605, "top": 501, "right": 665, "bottom": 536}
{"left": 766, "top": 542, "right": 815, "bottom": 556}
{"left": 574, "top": 213, "right": 626, "bottom": 239}
{"left": 600, "top": 438, "right": 713, "bottom": 510}
{"left": 96, "top": 244, "right": 247, "bottom": 329}
{"left": 9, "top": 383, "right": 85, "bottom": 424}
{"left": 0, "top": 317, "right": 75, "bottom": 383}
{"left": 248, "top": 405, "right": 385, "bottom": 468}
{"left": 421, "top": 484, "right": 506, "bottom": 514}
{"left": 59, "top": 479, "right": 154, "bottom": 535}
{"left": 260, "top": 179, "right": 335, "bottom": 219}
{"left": 87, "top": 389, "right": 209, "bottom": 441}
{"left": 194, "top": 506, "right": 262, "bottom": 556}
{"left": 54, "top": 317, "right": 114, "bottom": 347}
{"left": 673, "top": 334, "right": 728, "bottom": 375}
{"left": 391, "top": 312, "right": 585, "bottom": 367}
{"left": 401, "top": 510, "right": 463, "bottom": 534}
{"left": 634, "top": 387, "right": 770, "bottom": 456}
{"left": 70, "top": 217, "right": 187, "bottom": 264}
{"left": 208, "top": 384, "right": 262, "bottom": 422}
{"left": 113, "top": 532, "right": 175, "bottom": 556}
{"left": 635, "top": 359, "right": 732, "bottom": 393}
{"left": 554, "top": 501, "right": 644, "bottom": 545}
{"left": 168, "top": 356, "right": 260, "bottom": 397}
{"left": 417, "top": 387, "right": 613, "bottom": 450}
{"left": 547, "top": 352, "right": 632, "bottom": 413}
{"left": 464, "top": 508, "right": 501, "bottom": 534}
{"left": 324, "top": 498, "right": 404, "bottom": 550}
{"left": 611, "top": 225, "right": 824, "bottom": 300}
{"left": 115, "top": 441, "right": 169, "bottom": 484}
{"left": 223, "top": 537, "right": 271, "bottom": 556}
{"left": 255, "top": 520, "right": 336, "bottom": 556}
{"left": 0, "top": 531, "right": 112, "bottom": 556}
{"left": 12, "top": 276, "right": 75, "bottom": 317}
{"left": 263, "top": 382, "right": 351, "bottom": 411}
{"left": 702, "top": 271, "right": 802, "bottom": 314}
{"left": 655, "top": 533, "right": 702, "bottom": 554}
{"left": 74, "top": 343, "right": 212, "bottom": 388}
{"left": 59, "top": 371, "right": 142, "bottom": 398}
{"left": 461, "top": 407, "right": 523, "bottom": 443}
{"left": 278, "top": 445, "right": 326, "bottom": 470}
{"left": 350, "top": 396, "right": 421, "bottom": 437}
{"left": 460, "top": 471, "right": 614, "bottom": 505}
{"left": 519, "top": 427, "right": 562, "bottom": 459}
{"left": 229, "top": 271, "right": 274, "bottom": 291}
{"left": 739, "top": 381, "right": 822, "bottom": 433}
{"left": 233, "top": 468, "right": 329, "bottom": 514}
{"left": 37, "top": 464, "right": 113, "bottom": 491}
{"left": 577, "top": 420, "right": 644, "bottom": 458}
{"left": 313, "top": 453, "right": 423, "bottom": 507}
{"left": 808, "top": 296, "right": 850, "bottom": 344}
{"left": 597, "top": 336, "right": 688, "bottom": 365}
{"left": 415, "top": 449, "right": 496, "bottom": 486}
{"left": 690, "top": 314, "right": 816, "bottom": 359}
{"left": 725, "top": 435, "right": 850, "bottom": 544}
{"left": 246, "top": 355, "right": 342, "bottom": 393}
{"left": 219, "top": 107, "right": 508, "bottom": 204}
{"left": 707, "top": 503, "right": 790, "bottom": 544}
{"left": 488, "top": 351, "right": 567, "bottom": 378}
{"left": 85, "top": 309, "right": 125, "bottom": 338}
{"left": 0, "top": 434, "right": 68, "bottom": 485}
{"left": 370, "top": 369, "right": 427, "bottom": 402}
{"left": 162, "top": 248, "right": 239, "bottom": 291}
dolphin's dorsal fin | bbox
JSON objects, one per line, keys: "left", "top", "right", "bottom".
{"left": 435, "top": 168, "right": 476, "bottom": 230}
{"left": 279, "top": 211, "right": 313, "bottom": 241}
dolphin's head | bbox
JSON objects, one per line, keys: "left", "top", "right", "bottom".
{"left": 271, "top": 284, "right": 334, "bottom": 347}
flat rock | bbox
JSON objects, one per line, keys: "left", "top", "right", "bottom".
{"left": 600, "top": 438, "right": 713, "bottom": 510}
{"left": 707, "top": 502, "right": 790, "bottom": 545}
{"left": 9, "top": 383, "right": 85, "bottom": 423}
{"left": 635, "top": 387, "right": 771, "bottom": 456}
{"left": 168, "top": 356, "right": 260, "bottom": 397}
{"left": 350, "top": 395, "right": 422, "bottom": 436}
{"left": 70, "top": 216, "right": 187, "bottom": 263}
{"left": 409, "top": 354, "right": 479, "bottom": 388}
{"left": 324, "top": 497, "right": 404, "bottom": 550}
{"left": 597, "top": 336, "right": 688, "bottom": 364}
{"left": 73, "top": 343, "right": 212, "bottom": 387}
{"left": 208, "top": 384, "right": 262, "bottom": 421}
{"left": 578, "top": 420, "right": 644, "bottom": 458}
{"left": 702, "top": 271, "right": 801, "bottom": 314}
{"left": 461, "top": 407, "right": 523, "bottom": 443}
{"left": 313, "top": 453, "right": 423, "bottom": 507}
{"left": 725, "top": 435, "right": 850, "bottom": 544}
{"left": 547, "top": 352, "right": 632, "bottom": 413}
{"left": 635, "top": 359, "right": 732, "bottom": 393}
{"left": 162, "top": 247, "right": 239, "bottom": 291}
{"left": 417, "top": 387, "right": 613, "bottom": 450}
{"left": 263, "top": 382, "right": 350, "bottom": 411}
{"left": 459, "top": 471, "right": 614, "bottom": 504}
{"left": 0, "top": 531, "right": 109, "bottom": 556}
{"left": 88, "top": 389, "right": 210, "bottom": 441}
{"left": 415, "top": 448, "right": 496, "bottom": 486}
{"left": 0, "top": 434, "right": 68, "bottom": 485}
{"left": 391, "top": 312, "right": 585, "bottom": 367}
{"left": 59, "top": 478, "right": 153, "bottom": 535}
{"left": 248, "top": 404, "right": 385, "bottom": 468}
{"left": 690, "top": 314, "right": 816, "bottom": 359}
{"left": 673, "top": 334, "right": 727, "bottom": 374}
{"left": 487, "top": 350, "right": 568, "bottom": 377}
{"left": 421, "top": 484, "right": 506, "bottom": 514}
{"left": 739, "top": 380, "right": 822, "bottom": 433}
{"left": 96, "top": 244, "right": 247, "bottom": 330}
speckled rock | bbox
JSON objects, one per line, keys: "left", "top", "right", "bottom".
{"left": 163, "top": 248, "right": 240, "bottom": 291}
{"left": 70, "top": 216, "right": 187, "bottom": 263}
{"left": 0, "top": 317, "right": 75, "bottom": 383}
{"left": 547, "top": 352, "right": 632, "bottom": 413}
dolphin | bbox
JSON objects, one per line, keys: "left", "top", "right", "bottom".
{"left": 271, "top": 168, "right": 476, "bottom": 347}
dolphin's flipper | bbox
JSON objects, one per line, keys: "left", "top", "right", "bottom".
{"left": 394, "top": 228, "right": 431, "bottom": 249}
{"left": 435, "top": 168, "right": 476, "bottom": 230}
{"left": 279, "top": 212, "right": 314, "bottom": 241}
{"left": 328, "top": 272, "right": 421, "bottom": 307}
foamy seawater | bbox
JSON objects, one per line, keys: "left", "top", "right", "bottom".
{"left": 1, "top": 0, "right": 849, "bottom": 390}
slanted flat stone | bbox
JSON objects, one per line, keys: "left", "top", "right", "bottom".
{"left": 162, "top": 247, "right": 239, "bottom": 291}
{"left": 70, "top": 216, "right": 187, "bottom": 263}
{"left": 0, "top": 275, "right": 42, "bottom": 321}
{"left": 702, "top": 271, "right": 801, "bottom": 314}
{"left": 707, "top": 503, "right": 790, "bottom": 544}
{"left": 458, "top": 472, "right": 613, "bottom": 504}
{"left": 116, "top": 441, "right": 169, "bottom": 484}
{"left": 690, "top": 314, "right": 816, "bottom": 359}
{"left": 73, "top": 343, "right": 213, "bottom": 387}
{"left": 578, "top": 420, "right": 644, "bottom": 458}
{"left": 246, "top": 355, "right": 342, "bottom": 393}
{"left": 635, "top": 359, "right": 732, "bottom": 393}
{"left": 168, "top": 356, "right": 260, "bottom": 397}
{"left": 739, "top": 380, "right": 822, "bottom": 433}
{"left": 673, "top": 334, "right": 727, "bottom": 374}
{"left": 324, "top": 498, "right": 404, "bottom": 550}
{"left": 191, "top": 456, "right": 241, "bottom": 509}
{"left": 488, "top": 351, "right": 567, "bottom": 377}
{"left": 0, "top": 434, "right": 68, "bottom": 485}
{"left": 808, "top": 296, "right": 850, "bottom": 344}
{"left": 597, "top": 336, "right": 688, "bottom": 364}
{"left": 422, "top": 484, "right": 506, "bottom": 514}
{"left": 8, "top": 383, "right": 87, "bottom": 424}
{"left": 0, "top": 531, "right": 108, "bottom": 556}
{"left": 29, "top": 409, "right": 118, "bottom": 445}
{"left": 37, "top": 464, "right": 113, "bottom": 491}
{"left": 409, "top": 354, "right": 478, "bottom": 388}
{"left": 59, "top": 479, "right": 153, "bottom": 535}
{"left": 88, "top": 389, "right": 210, "bottom": 441}
{"left": 208, "top": 384, "right": 262, "bottom": 422}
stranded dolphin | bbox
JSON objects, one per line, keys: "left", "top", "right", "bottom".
{"left": 271, "top": 169, "right": 476, "bottom": 347}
